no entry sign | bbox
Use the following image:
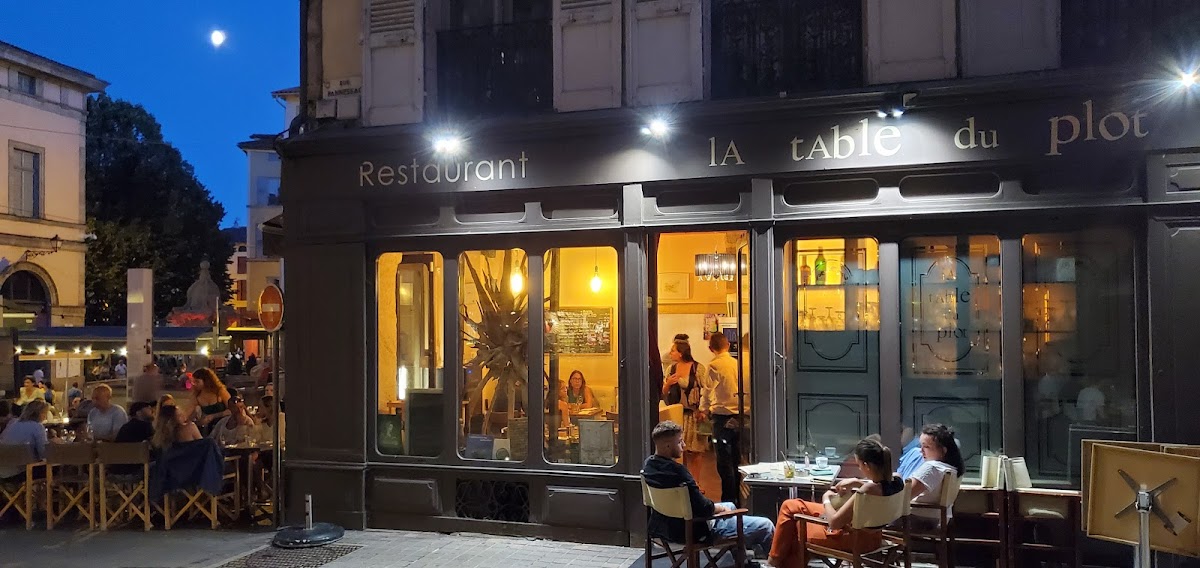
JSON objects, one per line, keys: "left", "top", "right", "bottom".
{"left": 259, "top": 284, "right": 284, "bottom": 332}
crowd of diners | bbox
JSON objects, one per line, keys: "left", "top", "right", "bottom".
{"left": 643, "top": 420, "right": 964, "bottom": 568}
{"left": 0, "top": 366, "right": 283, "bottom": 482}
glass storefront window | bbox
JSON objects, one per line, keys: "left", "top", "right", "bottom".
{"left": 901, "top": 235, "right": 1001, "bottom": 474}
{"left": 459, "top": 249, "right": 530, "bottom": 461}
{"left": 376, "top": 252, "right": 444, "bottom": 457}
{"left": 1022, "top": 231, "right": 1136, "bottom": 483}
{"left": 543, "top": 247, "right": 619, "bottom": 465}
{"left": 791, "top": 238, "right": 880, "bottom": 460}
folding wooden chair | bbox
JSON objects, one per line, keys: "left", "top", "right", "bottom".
{"left": 640, "top": 476, "right": 748, "bottom": 568}
{"left": 96, "top": 442, "right": 152, "bottom": 531}
{"left": 217, "top": 455, "right": 242, "bottom": 523}
{"left": 904, "top": 473, "right": 962, "bottom": 568}
{"left": 45, "top": 442, "right": 96, "bottom": 530}
{"left": 162, "top": 455, "right": 241, "bottom": 530}
{"left": 797, "top": 483, "right": 913, "bottom": 568}
{"left": 0, "top": 445, "right": 43, "bottom": 530}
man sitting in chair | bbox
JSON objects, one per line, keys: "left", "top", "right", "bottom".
{"left": 642, "top": 420, "right": 774, "bottom": 560}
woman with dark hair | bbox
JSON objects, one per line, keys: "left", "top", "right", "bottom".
{"left": 0, "top": 399, "right": 50, "bottom": 479}
{"left": 908, "top": 423, "right": 964, "bottom": 526}
{"left": 768, "top": 437, "right": 904, "bottom": 566}
{"left": 562, "top": 370, "right": 597, "bottom": 409}
{"left": 661, "top": 334, "right": 707, "bottom": 453}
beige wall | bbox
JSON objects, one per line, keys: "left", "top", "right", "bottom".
{"left": 246, "top": 258, "right": 282, "bottom": 314}
{"left": 0, "top": 88, "right": 88, "bottom": 326}
{"left": 322, "top": 0, "right": 363, "bottom": 82}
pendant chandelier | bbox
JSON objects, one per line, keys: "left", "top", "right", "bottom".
{"left": 694, "top": 251, "right": 739, "bottom": 282}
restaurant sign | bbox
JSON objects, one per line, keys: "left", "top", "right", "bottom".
{"left": 340, "top": 94, "right": 1200, "bottom": 193}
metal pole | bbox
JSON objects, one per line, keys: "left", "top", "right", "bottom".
{"left": 272, "top": 331, "right": 283, "bottom": 527}
{"left": 1136, "top": 490, "right": 1152, "bottom": 568}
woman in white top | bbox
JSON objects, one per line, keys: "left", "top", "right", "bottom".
{"left": 908, "top": 423, "right": 965, "bottom": 526}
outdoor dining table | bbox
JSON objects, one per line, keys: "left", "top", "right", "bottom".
{"left": 740, "top": 462, "right": 842, "bottom": 501}
{"left": 222, "top": 441, "right": 273, "bottom": 523}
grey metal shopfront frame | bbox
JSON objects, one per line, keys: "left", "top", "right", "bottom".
{"left": 278, "top": 102, "right": 1200, "bottom": 550}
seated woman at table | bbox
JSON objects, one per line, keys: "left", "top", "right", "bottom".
{"left": 767, "top": 437, "right": 903, "bottom": 568}
{"left": 14, "top": 377, "right": 41, "bottom": 410}
{"left": 257, "top": 395, "right": 285, "bottom": 446}
{"left": 189, "top": 368, "right": 231, "bottom": 435}
{"left": 0, "top": 400, "right": 51, "bottom": 479}
{"left": 561, "top": 370, "right": 597, "bottom": 410}
{"left": 151, "top": 404, "right": 202, "bottom": 451}
{"left": 209, "top": 395, "right": 257, "bottom": 447}
{"left": 907, "top": 423, "right": 964, "bottom": 529}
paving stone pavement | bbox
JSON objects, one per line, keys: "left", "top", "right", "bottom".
{"left": 0, "top": 528, "right": 646, "bottom": 568}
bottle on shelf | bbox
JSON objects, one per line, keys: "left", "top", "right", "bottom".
{"left": 814, "top": 247, "right": 827, "bottom": 285}
{"left": 800, "top": 255, "right": 811, "bottom": 286}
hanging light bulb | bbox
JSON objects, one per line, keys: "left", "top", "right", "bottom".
{"left": 590, "top": 267, "right": 602, "bottom": 293}
{"left": 509, "top": 272, "right": 524, "bottom": 295}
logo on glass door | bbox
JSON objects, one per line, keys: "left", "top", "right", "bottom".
{"left": 912, "top": 256, "right": 999, "bottom": 377}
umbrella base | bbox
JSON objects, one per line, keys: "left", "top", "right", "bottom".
{"left": 272, "top": 523, "right": 346, "bottom": 549}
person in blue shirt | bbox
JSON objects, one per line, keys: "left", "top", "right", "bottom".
{"left": 0, "top": 399, "right": 50, "bottom": 479}
{"left": 896, "top": 425, "right": 925, "bottom": 479}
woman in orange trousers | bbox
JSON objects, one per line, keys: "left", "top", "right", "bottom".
{"left": 767, "top": 438, "right": 902, "bottom": 568}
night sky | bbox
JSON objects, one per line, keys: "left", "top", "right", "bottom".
{"left": 1, "top": 1, "right": 299, "bottom": 227}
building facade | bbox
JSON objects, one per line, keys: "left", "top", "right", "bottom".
{"left": 0, "top": 42, "right": 105, "bottom": 329}
{"left": 239, "top": 88, "right": 299, "bottom": 320}
{"left": 222, "top": 226, "right": 249, "bottom": 313}
{"left": 280, "top": 0, "right": 1200, "bottom": 560}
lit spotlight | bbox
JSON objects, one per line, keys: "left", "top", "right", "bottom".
{"left": 891, "top": 109, "right": 904, "bottom": 118}
{"left": 875, "top": 110, "right": 888, "bottom": 118}
{"left": 210, "top": 30, "right": 227, "bottom": 48}
{"left": 641, "top": 118, "right": 670, "bottom": 138}
{"left": 1181, "top": 71, "right": 1197, "bottom": 88}
{"left": 433, "top": 135, "right": 463, "bottom": 155}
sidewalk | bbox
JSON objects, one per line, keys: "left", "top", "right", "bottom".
{"left": 0, "top": 528, "right": 645, "bottom": 568}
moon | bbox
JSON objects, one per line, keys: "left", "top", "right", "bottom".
{"left": 210, "top": 30, "right": 227, "bottom": 47}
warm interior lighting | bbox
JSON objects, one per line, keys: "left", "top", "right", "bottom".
{"left": 590, "top": 269, "right": 602, "bottom": 293}
{"left": 83, "top": 346, "right": 92, "bottom": 356}
{"left": 119, "top": 346, "right": 128, "bottom": 356}
{"left": 509, "top": 273, "right": 524, "bottom": 295}
{"left": 200, "top": 345, "right": 210, "bottom": 356}
{"left": 695, "top": 251, "right": 738, "bottom": 282}
{"left": 397, "top": 366, "right": 409, "bottom": 401}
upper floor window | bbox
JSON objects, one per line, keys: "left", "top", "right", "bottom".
{"left": 16, "top": 72, "right": 36, "bottom": 96}
{"left": 8, "top": 147, "right": 42, "bottom": 218}
{"left": 710, "top": 0, "right": 863, "bottom": 99}
{"left": 255, "top": 177, "right": 281, "bottom": 206}
{"left": 437, "top": 0, "right": 552, "bottom": 117}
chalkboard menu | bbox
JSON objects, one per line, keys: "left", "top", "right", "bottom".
{"left": 549, "top": 308, "right": 613, "bottom": 354}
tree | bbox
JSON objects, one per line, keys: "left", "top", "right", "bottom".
{"left": 85, "top": 93, "right": 232, "bottom": 325}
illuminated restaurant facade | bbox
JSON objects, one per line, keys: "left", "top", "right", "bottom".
{"left": 280, "top": 0, "right": 1200, "bottom": 554}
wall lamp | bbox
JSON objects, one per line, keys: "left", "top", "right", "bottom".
{"left": 877, "top": 91, "right": 918, "bottom": 118}
{"left": 641, "top": 117, "right": 670, "bottom": 139}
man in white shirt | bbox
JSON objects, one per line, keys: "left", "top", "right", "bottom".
{"left": 696, "top": 333, "right": 743, "bottom": 504}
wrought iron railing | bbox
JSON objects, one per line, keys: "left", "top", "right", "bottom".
{"left": 1061, "top": 0, "right": 1200, "bottom": 68}
{"left": 436, "top": 20, "right": 553, "bottom": 117}
{"left": 711, "top": 0, "right": 862, "bottom": 99}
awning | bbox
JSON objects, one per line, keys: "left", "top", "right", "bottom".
{"left": 262, "top": 213, "right": 284, "bottom": 257}
{"left": 15, "top": 326, "right": 215, "bottom": 358}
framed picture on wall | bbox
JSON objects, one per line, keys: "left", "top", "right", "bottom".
{"left": 659, "top": 272, "right": 691, "bottom": 302}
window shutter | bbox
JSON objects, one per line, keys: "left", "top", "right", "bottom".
{"left": 369, "top": 0, "right": 416, "bottom": 36}
{"left": 7, "top": 148, "right": 19, "bottom": 217}
{"left": 366, "top": 0, "right": 424, "bottom": 125}
{"left": 554, "top": 0, "right": 623, "bottom": 111}
{"left": 960, "top": 0, "right": 1059, "bottom": 77}
{"left": 626, "top": 0, "right": 704, "bottom": 105}
{"left": 866, "top": 0, "right": 958, "bottom": 84}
